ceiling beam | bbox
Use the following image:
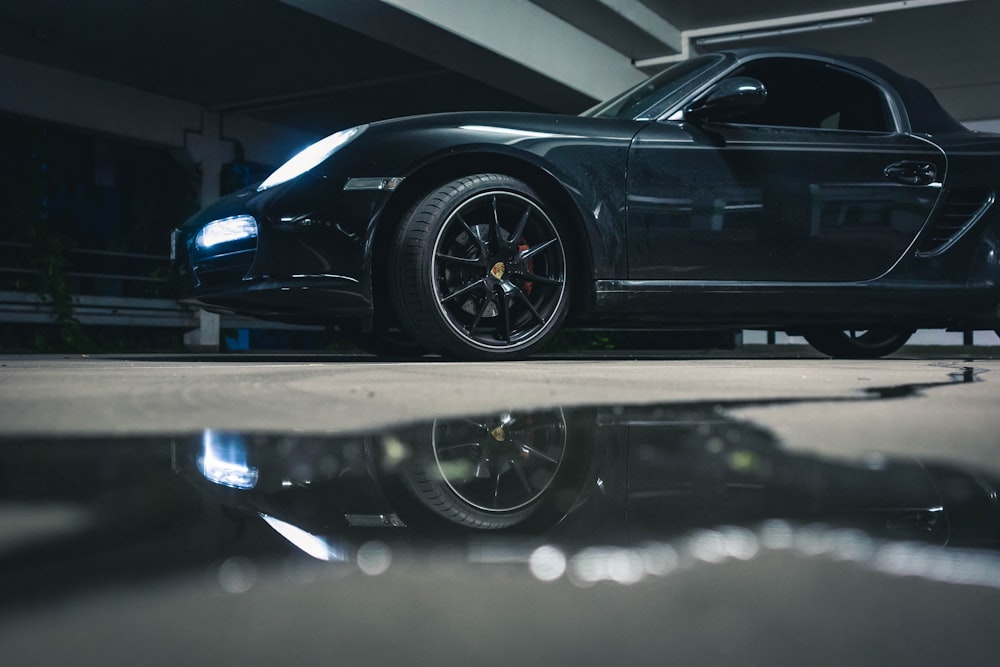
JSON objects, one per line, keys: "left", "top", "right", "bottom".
{"left": 279, "top": 0, "right": 646, "bottom": 109}
{"left": 636, "top": 0, "right": 973, "bottom": 68}
{"left": 595, "top": 0, "right": 682, "bottom": 53}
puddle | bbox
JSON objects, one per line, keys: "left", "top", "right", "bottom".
{"left": 1, "top": 364, "right": 997, "bottom": 611}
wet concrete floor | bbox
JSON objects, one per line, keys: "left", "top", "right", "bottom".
{"left": 2, "top": 351, "right": 1000, "bottom": 665}
{"left": 1, "top": 351, "right": 998, "bottom": 472}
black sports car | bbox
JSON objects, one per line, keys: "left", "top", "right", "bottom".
{"left": 173, "top": 48, "right": 1000, "bottom": 360}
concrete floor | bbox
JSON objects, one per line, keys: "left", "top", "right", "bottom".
{"left": 1, "top": 350, "right": 998, "bottom": 474}
{"left": 3, "top": 349, "right": 1000, "bottom": 665}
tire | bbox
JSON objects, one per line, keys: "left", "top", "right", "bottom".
{"left": 803, "top": 328, "right": 914, "bottom": 359}
{"left": 390, "top": 174, "right": 570, "bottom": 360}
{"left": 402, "top": 408, "right": 568, "bottom": 529}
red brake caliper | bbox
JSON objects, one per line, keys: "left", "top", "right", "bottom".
{"left": 518, "top": 238, "right": 534, "bottom": 295}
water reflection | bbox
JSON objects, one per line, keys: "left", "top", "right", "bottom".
{"left": 1, "top": 372, "right": 998, "bottom": 610}
{"left": 175, "top": 400, "right": 1000, "bottom": 566}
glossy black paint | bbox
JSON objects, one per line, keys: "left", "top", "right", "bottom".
{"left": 175, "top": 48, "right": 1000, "bottom": 348}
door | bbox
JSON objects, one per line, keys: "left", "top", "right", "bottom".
{"left": 626, "top": 57, "right": 945, "bottom": 282}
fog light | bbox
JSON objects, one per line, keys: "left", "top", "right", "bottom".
{"left": 196, "top": 215, "right": 258, "bottom": 249}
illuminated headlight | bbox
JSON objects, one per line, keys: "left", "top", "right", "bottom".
{"left": 195, "top": 215, "right": 258, "bottom": 249}
{"left": 257, "top": 124, "right": 368, "bottom": 191}
{"left": 197, "top": 430, "right": 259, "bottom": 490}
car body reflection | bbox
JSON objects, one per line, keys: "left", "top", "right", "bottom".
{"left": 176, "top": 403, "right": 1000, "bottom": 560}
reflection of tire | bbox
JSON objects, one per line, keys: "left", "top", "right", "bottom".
{"left": 804, "top": 328, "right": 914, "bottom": 359}
{"left": 390, "top": 174, "right": 570, "bottom": 361}
{"left": 404, "top": 409, "right": 568, "bottom": 529}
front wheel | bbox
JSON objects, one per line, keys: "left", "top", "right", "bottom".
{"left": 803, "top": 328, "right": 914, "bottom": 359}
{"left": 402, "top": 408, "right": 569, "bottom": 529}
{"left": 390, "top": 174, "right": 570, "bottom": 360}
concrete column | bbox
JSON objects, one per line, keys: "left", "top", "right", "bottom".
{"left": 181, "top": 112, "right": 238, "bottom": 352}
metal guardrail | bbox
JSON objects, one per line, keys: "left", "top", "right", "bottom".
{"left": 0, "top": 291, "right": 197, "bottom": 327}
{"left": 0, "top": 242, "right": 321, "bottom": 333}
{"left": 0, "top": 290, "right": 323, "bottom": 332}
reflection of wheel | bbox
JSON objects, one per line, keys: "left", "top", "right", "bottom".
{"left": 405, "top": 409, "right": 568, "bottom": 529}
{"left": 390, "top": 174, "right": 569, "bottom": 360}
{"left": 804, "top": 328, "right": 914, "bottom": 359}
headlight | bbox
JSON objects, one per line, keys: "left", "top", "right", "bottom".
{"left": 195, "top": 215, "right": 258, "bottom": 249}
{"left": 257, "top": 124, "right": 367, "bottom": 191}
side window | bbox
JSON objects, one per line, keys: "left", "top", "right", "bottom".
{"left": 722, "top": 58, "right": 891, "bottom": 132}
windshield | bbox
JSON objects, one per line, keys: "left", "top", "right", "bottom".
{"left": 583, "top": 54, "right": 726, "bottom": 120}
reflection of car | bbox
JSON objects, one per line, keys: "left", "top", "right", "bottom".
{"left": 176, "top": 404, "right": 1000, "bottom": 558}
{"left": 173, "top": 48, "right": 1000, "bottom": 360}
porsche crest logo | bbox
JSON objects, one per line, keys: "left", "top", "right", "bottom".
{"left": 490, "top": 261, "right": 506, "bottom": 280}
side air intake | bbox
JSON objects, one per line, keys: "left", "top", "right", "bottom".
{"left": 916, "top": 188, "right": 994, "bottom": 256}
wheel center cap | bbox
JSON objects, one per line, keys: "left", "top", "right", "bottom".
{"left": 490, "top": 261, "right": 506, "bottom": 280}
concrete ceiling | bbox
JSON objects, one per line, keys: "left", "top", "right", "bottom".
{"left": 0, "top": 0, "right": 996, "bottom": 138}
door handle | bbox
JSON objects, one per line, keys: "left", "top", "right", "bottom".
{"left": 884, "top": 161, "right": 938, "bottom": 186}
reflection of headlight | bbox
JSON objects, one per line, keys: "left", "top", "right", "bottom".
{"left": 198, "top": 430, "right": 259, "bottom": 489}
{"left": 257, "top": 125, "right": 367, "bottom": 191}
{"left": 195, "top": 215, "right": 258, "bottom": 249}
{"left": 260, "top": 514, "right": 348, "bottom": 562}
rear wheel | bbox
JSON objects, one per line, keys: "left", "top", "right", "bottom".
{"left": 390, "top": 174, "right": 570, "bottom": 360}
{"left": 803, "top": 328, "right": 914, "bottom": 359}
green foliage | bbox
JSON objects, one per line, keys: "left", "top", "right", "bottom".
{"left": 1, "top": 117, "right": 200, "bottom": 351}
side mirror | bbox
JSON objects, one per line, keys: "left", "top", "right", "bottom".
{"left": 685, "top": 77, "right": 767, "bottom": 123}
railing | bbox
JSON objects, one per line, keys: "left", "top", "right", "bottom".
{"left": 0, "top": 241, "right": 172, "bottom": 298}
{"left": 0, "top": 242, "right": 321, "bottom": 335}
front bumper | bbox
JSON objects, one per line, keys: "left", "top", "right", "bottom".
{"left": 182, "top": 276, "right": 372, "bottom": 323}
{"left": 173, "top": 177, "right": 395, "bottom": 324}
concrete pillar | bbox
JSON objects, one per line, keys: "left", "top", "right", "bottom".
{"left": 181, "top": 112, "right": 238, "bottom": 352}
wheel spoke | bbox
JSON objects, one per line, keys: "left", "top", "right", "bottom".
{"left": 510, "top": 413, "right": 564, "bottom": 433}
{"left": 457, "top": 213, "right": 488, "bottom": 257}
{"left": 440, "top": 278, "right": 489, "bottom": 304}
{"left": 493, "top": 461, "right": 509, "bottom": 508}
{"left": 436, "top": 441, "right": 482, "bottom": 454}
{"left": 512, "top": 460, "right": 533, "bottom": 494}
{"left": 521, "top": 444, "right": 560, "bottom": 465}
{"left": 512, "top": 287, "right": 545, "bottom": 326}
{"left": 519, "top": 237, "right": 558, "bottom": 261}
{"left": 508, "top": 206, "right": 531, "bottom": 249}
{"left": 490, "top": 195, "right": 503, "bottom": 248}
{"left": 436, "top": 252, "right": 485, "bottom": 268}
{"left": 466, "top": 294, "right": 494, "bottom": 333}
{"left": 500, "top": 291, "right": 512, "bottom": 343}
{"left": 521, "top": 270, "right": 563, "bottom": 286}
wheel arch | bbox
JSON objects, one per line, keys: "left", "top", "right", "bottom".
{"left": 369, "top": 151, "right": 597, "bottom": 325}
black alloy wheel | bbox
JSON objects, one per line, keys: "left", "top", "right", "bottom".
{"left": 404, "top": 408, "right": 568, "bottom": 529}
{"left": 803, "top": 328, "right": 915, "bottom": 359}
{"left": 390, "top": 174, "right": 569, "bottom": 360}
